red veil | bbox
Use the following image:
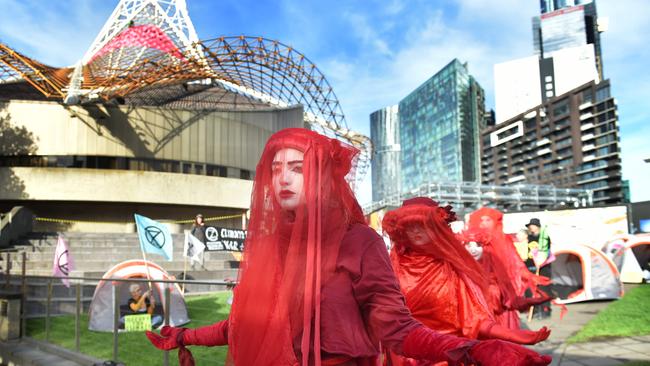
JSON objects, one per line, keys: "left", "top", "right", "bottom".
{"left": 227, "top": 128, "right": 365, "bottom": 366}
{"left": 467, "top": 208, "right": 527, "bottom": 297}
{"left": 382, "top": 199, "right": 492, "bottom": 338}
{"left": 382, "top": 198, "right": 488, "bottom": 297}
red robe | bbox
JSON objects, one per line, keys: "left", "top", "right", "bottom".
{"left": 387, "top": 253, "right": 494, "bottom": 366}
{"left": 315, "top": 223, "right": 421, "bottom": 364}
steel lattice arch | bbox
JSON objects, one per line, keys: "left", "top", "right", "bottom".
{"left": 0, "top": 1, "right": 371, "bottom": 183}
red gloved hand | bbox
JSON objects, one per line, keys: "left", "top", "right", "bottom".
{"left": 469, "top": 339, "right": 552, "bottom": 366}
{"left": 512, "top": 294, "right": 552, "bottom": 311}
{"left": 146, "top": 325, "right": 186, "bottom": 350}
{"left": 511, "top": 327, "right": 551, "bottom": 345}
{"left": 480, "top": 322, "right": 551, "bottom": 345}
{"left": 401, "top": 326, "right": 478, "bottom": 365}
{"left": 146, "top": 320, "right": 229, "bottom": 366}
{"left": 146, "top": 326, "right": 195, "bottom": 366}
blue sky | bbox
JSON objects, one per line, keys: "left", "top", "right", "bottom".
{"left": 0, "top": 0, "right": 647, "bottom": 205}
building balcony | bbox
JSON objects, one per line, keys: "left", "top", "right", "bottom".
{"left": 579, "top": 101, "right": 593, "bottom": 110}
{"left": 580, "top": 112, "right": 593, "bottom": 121}
{"left": 536, "top": 138, "right": 551, "bottom": 147}
{"left": 581, "top": 133, "right": 595, "bottom": 141}
{"left": 580, "top": 123, "right": 595, "bottom": 131}
{"left": 537, "top": 148, "right": 552, "bottom": 156}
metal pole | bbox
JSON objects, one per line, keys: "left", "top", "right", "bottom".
{"left": 46, "top": 279, "right": 52, "bottom": 342}
{"left": 75, "top": 282, "right": 81, "bottom": 352}
{"left": 163, "top": 285, "right": 171, "bottom": 366}
{"left": 113, "top": 283, "right": 119, "bottom": 363}
{"left": 5, "top": 252, "right": 10, "bottom": 287}
{"left": 21, "top": 251, "right": 26, "bottom": 338}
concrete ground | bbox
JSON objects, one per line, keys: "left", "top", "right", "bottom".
{"left": 525, "top": 295, "right": 650, "bottom": 366}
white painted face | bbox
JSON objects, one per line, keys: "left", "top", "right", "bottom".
{"left": 465, "top": 241, "right": 484, "bottom": 261}
{"left": 479, "top": 216, "right": 495, "bottom": 230}
{"left": 272, "top": 148, "right": 305, "bottom": 211}
{"left": 405, "top": 223, "right": 431, "bottom": 247}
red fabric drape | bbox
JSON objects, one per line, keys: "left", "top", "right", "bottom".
{"left": 227, "top": 128, "right": 365, "bottom": 366}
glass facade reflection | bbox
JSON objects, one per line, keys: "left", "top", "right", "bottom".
{"left": 370, "top": 105, "right": 401, "bottom": 202}
{"left": 398, "top": 59, "right": 484, "bottom": 194}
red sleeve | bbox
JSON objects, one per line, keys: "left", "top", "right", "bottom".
{"left": 350, "top": 227, "right": 421, "bottom": 354}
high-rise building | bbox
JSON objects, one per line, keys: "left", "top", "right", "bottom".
{"left": 370, "top": 105, "right": 400, "bottom": 202}
{"left": 494, "top": 44, "right": 599, "bottom": 123}
{"left": 533, "top": 0, "right": 605, "bottom": 79}
{"left": 369, "top": 59, "right": 485, "bottom": 202}
{"left": 481, "top": 80, "right": 623, "bottom": 205}
{"left": 398, "top": 59, "right": 485, "bottom": 194}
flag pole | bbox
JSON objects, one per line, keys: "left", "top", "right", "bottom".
{"left": 140, "top": 242, "right": 154, "bottom": 291}
{"left": 181, "top": 254, "right": 188, "bottom": 295}
{"left": 135, "top": 215, "right": 154, "bottom": 291}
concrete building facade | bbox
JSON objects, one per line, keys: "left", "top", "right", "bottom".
{"left": 481, "top": 80, "right": 623, "bottom": 205}
{"left": 0, "top": 96, "right": 303, "bottom": 231}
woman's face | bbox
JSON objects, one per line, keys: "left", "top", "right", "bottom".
{"left": 272, "top": 148, "right": 305, "bottom": 211}
{"left": 196, "top": 216, "right": 204, "bottom": 225}
{"left": 405, "top": 223, "right": 431, "bottom": 247}
{"left": 479, "top": 215, "right": 495, "bottom": 230}
{"left": 465, "top": 241, "right": 484, "bottom": 261}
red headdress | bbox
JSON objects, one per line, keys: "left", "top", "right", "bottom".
{"left": 227, "top": 128, "right": 364, "bottom": 366}
{"left": 382, "top": 197, "right": 488, "bottom": 298}
{"left": 467, "top": 207, "right": 522, "bottom": 307}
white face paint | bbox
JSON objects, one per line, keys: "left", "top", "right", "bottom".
{"left": 465, "top": 241, "right": 484, "bottom": 261}
{"left": 405, "top": 223, "right": 431, "bottom": 247}
{"left": 271, "top": 148, "right": 305, "bottom": 211}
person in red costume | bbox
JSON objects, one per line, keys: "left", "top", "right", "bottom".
{"left": 459, "top": 229, "right": 551, "bottom": 328}
{"left": 146, "top": 128, "right": 551, "bottom": 366}
{"left": 467, "top": 208, "right": 551, "bottom": 329}
{"left": 381, "top": 197, "right": 550, "bottom": 366}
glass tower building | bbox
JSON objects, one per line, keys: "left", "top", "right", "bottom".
{"left": 398, "top": 59, "right": 484, "bottom": 194}
{"left": 533, "top": 0, "right": 603, "bottom": 78}
{"left": 370, "top": 105, "right": 401, "bottom": 202}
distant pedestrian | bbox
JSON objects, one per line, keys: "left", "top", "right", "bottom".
{"left": 526, "top": 218, "right": 553, "bottom": 319}
{"left": 190, "top": 214, "right": 206, "bottom": 243}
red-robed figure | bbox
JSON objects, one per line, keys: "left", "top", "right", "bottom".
{"left": 146, "top": 129, "right": 551, "bottom": 366}
{"left": 466, "top": 208, "right": 551, "bottom": 329}
{"left": 382, "top": 198, "right": 550, "bottom": 366}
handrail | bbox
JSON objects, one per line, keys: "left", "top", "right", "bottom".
{"left": 10, "top": 273, "right": 235, "bottom": 365}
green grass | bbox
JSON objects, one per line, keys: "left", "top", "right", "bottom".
{"left": 622, "top": 362, "right": 650, "bottom": 366}
{"left": 27, "top": 292, "right": 232, "bottom": 365}
{"left": 567, "top": 284, "right": 650, "bottom": 343}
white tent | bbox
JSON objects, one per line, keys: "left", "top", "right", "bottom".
{"left": 88, "top": 260, "right": 190, "bottom": 331}
{"left": 544, "top": 243, "right": 622, "bottom": 304}
{"left": 603, "top": 234, "right": 650, "bottom": 283}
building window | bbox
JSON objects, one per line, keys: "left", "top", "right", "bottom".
{"left": 596, "top": 86, "right": 610, "bottom": 102}
{"left": 553, "top": 99, "right": 569, "bottom": 117}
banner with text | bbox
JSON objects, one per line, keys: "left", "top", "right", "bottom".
{"left": 203, "top": 226, "right": 246, "bottom": 252}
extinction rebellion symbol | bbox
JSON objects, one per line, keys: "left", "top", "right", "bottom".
{"left": 205, "top": 227, "right": 219, "bottom": 242}
{"left": 57, "top": 250, "right": 70, "bottom": 276}
{"left": 145, "top": 226, "right": 165, "bottom": 249}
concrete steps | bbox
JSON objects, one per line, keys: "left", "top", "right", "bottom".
{"left": 0, "top": 231, "right": 240, "bottom": 318}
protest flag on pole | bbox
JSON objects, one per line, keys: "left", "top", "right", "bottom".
{"left": 183, "top": 230, "right": 206, "bottom": 266}
{"left": 134, "top": 214, "right": 174, "bottom": 262}
{"left": 52, "top": 234, "right": 74, "bottom": 287}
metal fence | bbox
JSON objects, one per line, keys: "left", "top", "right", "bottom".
{"left": 1, "top": 261, "right": 232, "bottom": 366}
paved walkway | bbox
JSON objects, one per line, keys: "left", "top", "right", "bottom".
{"left": 524, "top": 296, "right": 650, "bottom": 366}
